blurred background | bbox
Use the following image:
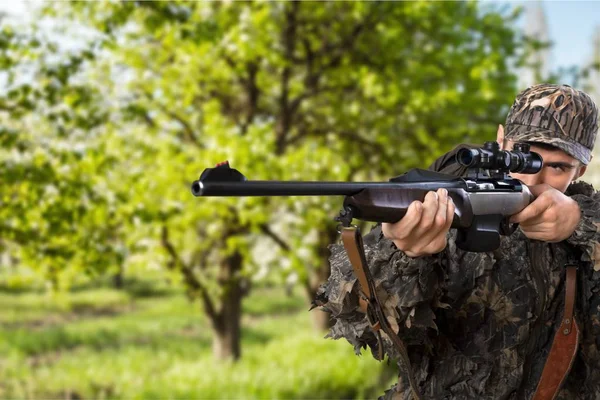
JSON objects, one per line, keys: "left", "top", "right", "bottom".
{"left": 0, "top": 1, "right": 599, "bottom": 399}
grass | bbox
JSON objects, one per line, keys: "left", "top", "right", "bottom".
{"left": 0, "top": 281, "right": 395, "bottom": 399}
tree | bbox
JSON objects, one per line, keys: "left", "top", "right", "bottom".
{"left": 0, "top": 17, "right": 126, "bottom": 289}
{"left": 23, "top": 1, "right": 527, "bottom": 360}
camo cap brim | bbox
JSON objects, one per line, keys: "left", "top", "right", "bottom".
{"left": 505, "top": 126, "right": 592, "bottom": 164}
{"left": 504, "top": 84, "right": 599, "bottom": 165}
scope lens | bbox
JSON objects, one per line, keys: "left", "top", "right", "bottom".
{"left": 457, "top": 149, "right": 476, "bottom": 167}
{"left": 517, "top": 153, "right": 543, "bottom": 174}
{"left": 506, "top": 151, "right": 543, "bottom": 174}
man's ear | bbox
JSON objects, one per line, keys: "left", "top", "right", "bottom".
{"left": 577, "top": 164, "right": 588, "bottom": 180}
{"left": 496, "top": 124, "right": 505, "bottom": 150}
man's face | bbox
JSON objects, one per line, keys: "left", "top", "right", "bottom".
{"left": 504, "top": 141, "right": 587, "bottom": 193}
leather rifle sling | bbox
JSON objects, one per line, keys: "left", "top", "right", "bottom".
{"left": 533, "top": 265, "right": 580, "bottom": 400}
{"left": 341, "top": 226, "right": 422, "bottom": 400}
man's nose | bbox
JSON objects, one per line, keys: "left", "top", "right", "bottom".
{"left": 522, "top": 171, "right": 543, "bottom": 186}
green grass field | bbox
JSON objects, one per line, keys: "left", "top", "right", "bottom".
{"left": 0, "top": 280, "right": 395, "bottom": 399}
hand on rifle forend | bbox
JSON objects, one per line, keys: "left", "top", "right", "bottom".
{"left": 382, "top": 188, "right": 455, "bottom": 257}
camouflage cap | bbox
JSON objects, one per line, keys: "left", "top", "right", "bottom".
{"left": 504, "top": 83, "right": 599, "bottom": 164}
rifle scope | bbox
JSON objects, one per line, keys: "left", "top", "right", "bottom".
{"left": 456, "top": 141, "right": 542, "bottom": 174}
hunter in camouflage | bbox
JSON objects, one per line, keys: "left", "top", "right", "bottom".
{"left": 315, "top": 84, "right": 600, "bottom": 399}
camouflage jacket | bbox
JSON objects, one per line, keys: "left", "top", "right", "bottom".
{"left": 316, "top": 147, "right": 600, "bottom": 399}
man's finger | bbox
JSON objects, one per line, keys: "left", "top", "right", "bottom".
{"left": 395, "top": 201, "right": 423, "bottom": 239}
{"left": 518, "top": 212, "right": 547, "bottom": 227}
{"left": 445, "top": 197, "right": 455, "bottom": 231}
{"left": 520, "top": 229, "right": 555, "bottom": 242}
{"left": 526, "top": 184, "right": 553, "bottom": 198}
{"left": 510, "top": 196, "right": 551, "bottom": 224}
{"left": 519, "top": 221, "right": 554, "bottom": 233}
{"left": 420, "top": 196, "right": 455, "bottom": 248}
{"left": 433, "top": 188, "right": 449, "bottom": 228}
{"left": 418, "top": 191, "right": 439, "bottom": 230}
{"left": 510, "top": 206, "right": 537, "bottom": 224}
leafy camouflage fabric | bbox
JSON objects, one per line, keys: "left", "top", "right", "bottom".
{"left": 315, "top": 147, "right": 600, "bottom": 399}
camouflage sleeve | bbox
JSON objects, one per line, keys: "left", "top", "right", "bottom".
{"left": 315, "top": 224, "right": 445, "bottom": 360}
{"left": 566, "top": 189, "right": 600, "bottom": 270}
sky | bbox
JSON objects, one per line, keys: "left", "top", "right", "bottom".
{"left": 508, "top": 0, "right": 600, "bottom": 71}
{"left": 0, "top": 1, "right": 599, "bottom": 73}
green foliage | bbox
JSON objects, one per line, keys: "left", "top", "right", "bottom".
{"left": 0, "top": 18, "right": 122, "bottom": 288}
{"left": 33, "top": 0, "right": 527, "bottom": 294}
{"left": 2, "top": 0, "right": 530, "bottom": 360}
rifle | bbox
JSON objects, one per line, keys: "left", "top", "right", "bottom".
{"left": 191, "top": 141, "right": 542, "bottom": 252}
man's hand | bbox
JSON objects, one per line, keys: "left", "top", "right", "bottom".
{"left": 382, "top": 188, "right": 455, "bottom": 257}
{"left": 510, "top": 184, "right": 581, "bottom": 242}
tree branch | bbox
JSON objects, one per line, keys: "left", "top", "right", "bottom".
{"left": 284, "top": 124, "right": 386, "bottom": 156}
{"left": 142, "top": 111, "right": 156, "bottom": 128}
{"left": 275, "top": 1, "right": 300, "bottom": 154}
{"left": 240, "top": 61, "right": 260, "bottom": 135}
{"left": 219, "top": 53, "right": 262, "bottom": 135}
{"left": 155, "top": 102, "right": 203, "bottom": 148}
{"left": 259, "top": 223, "right": 291, "bottom": 252}
{"left": 140, "top": 90, "right": 202, "bottom": 148}
{"left": 160, "top": 224, "right": 218, "bottom": 321}
{"left": 285, "top": 6, "right": 381, "bottom": 127}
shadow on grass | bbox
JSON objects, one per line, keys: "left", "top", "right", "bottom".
{"left": 121, "top": 279, "right": 177, "bottom": 299}
{"left": 0, "top": 284, "right": 38, "bottom": 295}
{"left": 3, "top": 325, "right": 213, "bottom": 358}
{"left": 70, "top": 277, "right": 177, "bottom": 299}
{"left": 241, "top": 325, "right": 279, "bottom": 346}
{"left": 242, "top": 288, "right": 306, "bottom": 317}
{"left": 0, "top": 302, "right": 133, "bottom": 331}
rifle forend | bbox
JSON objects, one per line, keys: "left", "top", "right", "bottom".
{"left": 191, "top": 142, "right": 542, "bottom": 252}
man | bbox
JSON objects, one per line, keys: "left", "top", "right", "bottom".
{"left": 318, "top": 84, "right": 600, "bottom": 399}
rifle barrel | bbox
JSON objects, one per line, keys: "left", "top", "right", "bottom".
{"left": 191, "top": 180, "right": 465, "bottom": 197}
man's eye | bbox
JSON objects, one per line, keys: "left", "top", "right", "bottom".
{"left": 550, "top": 165, "right": 565, "bottom": 172}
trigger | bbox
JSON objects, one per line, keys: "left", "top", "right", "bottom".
{"left": 500, "top": 218, "right": 518, "bottom": 236}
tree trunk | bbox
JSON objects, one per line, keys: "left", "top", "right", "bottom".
{"left": 161, "top": 223, "right": 247, "bottom": 361}
{"left": 212, "top": 314, "right": 241, "bottom": 361}
{"left": 305, "top": 225, "right": 339, "bottom": 331}
{"left": 112, "top": 265, "right": 124, "bottom": 289}
{"left": 310, "top": 304, "right": 334, "bottom": 331}
{"left": 305, "top": 256, "right": 335, "bottom": 331}
{"left": 211, "top": 250, "right": 244, "bottom": 361}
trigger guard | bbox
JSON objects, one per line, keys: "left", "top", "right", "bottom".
{"left": 500, "top": 218, "right": 518, "bottom": 236}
